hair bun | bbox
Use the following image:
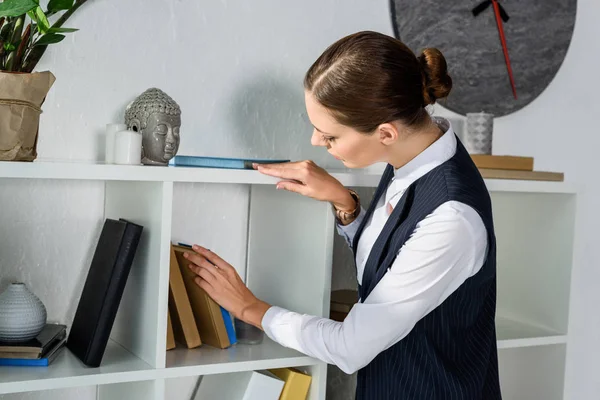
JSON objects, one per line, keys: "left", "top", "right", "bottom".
{"left": 419, "top": 48, "right": 452, "bottom": 105}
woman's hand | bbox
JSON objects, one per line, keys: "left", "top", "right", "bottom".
{"left": 184, "top": 245, "right": 271, "bottom": 329}
{"left": 254, "top": 160, "right": 356, "bottom": 211}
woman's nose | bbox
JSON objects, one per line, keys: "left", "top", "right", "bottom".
{"left": 311, "top": 130, "right": 325, "bottom": 147}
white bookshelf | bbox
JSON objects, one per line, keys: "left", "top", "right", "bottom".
{"left": 0, "top": 161, "right": 578, "bottom": 400}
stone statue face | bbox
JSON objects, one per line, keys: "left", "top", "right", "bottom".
{"left": 142, "top": 112, "right": 181, "bottom": 164}
{"left": 124, "top": 88, "right": 182, "bottom": 166}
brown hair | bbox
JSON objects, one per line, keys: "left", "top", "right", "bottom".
{"left": 304, "top": 31, "right": 452, "bottom": 133}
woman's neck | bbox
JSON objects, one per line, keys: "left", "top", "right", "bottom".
{"left": 386, "top": 119, "right": 443, "bottom": 170}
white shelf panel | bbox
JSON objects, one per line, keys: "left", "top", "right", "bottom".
{"left": 496, "top": 316, "right": 567, "bottom": 349}
{"left": 0, "top": 160, "right": 578, "bottom": 193}
{"left": 0, "top": 340, "right": 155, "bottom": 395}
{"left": 164, "top": 338, "right": 318, "bottom": 378}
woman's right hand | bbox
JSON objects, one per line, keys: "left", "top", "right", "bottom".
{"left": 254, "top": 160, "right": 357, "bottom": 212}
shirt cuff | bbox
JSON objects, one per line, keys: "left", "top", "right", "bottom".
{"left": 335, "top": 206, "right": 366, "bottom": 247}
{"left": 261, "top": 306, "right": 304, "bottom": 351}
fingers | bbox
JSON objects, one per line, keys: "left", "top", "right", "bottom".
{"left": 194, "top": 276, "right": 215, "bottom": 296}
{"left": 192, "top": 246, "right": 236, "bottom": 276}
{"left": 256, "top": 166, "right": 306, "bottom": 182}
{"left": 276, "top": 181, "right": 308, "bottom": 195}
{"left": 184, "top": 251, "right": 222, "bottom": 280}
{"left": 255, "top": 161, "right": 310, "bottom": 170}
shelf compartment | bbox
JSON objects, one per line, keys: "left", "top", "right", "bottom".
{"left": 496, "top": 316, "right": 567, "bottom": 349}
{"left": 498, "top": 344, "right": 566, "bottom": 400}
{"left": 0, "top": 340, "right": 155, "bottom": 395}
{"left": 164, "top": 338, "right": 318, "bottom": 378}
{"left": 493, "top": 191, "right": 576, "bottom": 336}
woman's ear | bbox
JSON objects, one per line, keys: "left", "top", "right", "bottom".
{"left": 377, "top": 122, "right": 400, "bottom": 145}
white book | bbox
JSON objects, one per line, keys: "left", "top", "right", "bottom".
{"left": 194, "top": 370, "right": 284, "bottom": 400}
{"left": 243, "top": 370, "right": 285, "bottom": 400}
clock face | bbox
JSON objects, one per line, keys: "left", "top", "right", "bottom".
{"left": 390, "top": 0, "right": 576, "bottom": 117}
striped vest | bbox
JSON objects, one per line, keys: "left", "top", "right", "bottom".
{"left": 354, "top": 137, "right": 502, "bottom": 400}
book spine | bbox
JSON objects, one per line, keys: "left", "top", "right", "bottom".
{"left": 220, "top": 307, "right": 237, "bottom": 345}
{"left": 0, "top": 357, "right": 50, "bottom": 366}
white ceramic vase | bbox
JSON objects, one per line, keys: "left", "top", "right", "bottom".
{"left": 0, "top": 283, "right": 47, "bottom": 342}
{"left": 465, "top": 112, "right": 494, "bottom": 154}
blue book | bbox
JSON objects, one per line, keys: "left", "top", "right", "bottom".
{"left": 169, "top": 155, "right": 289, "bottom": 170}
{"left": 220, "top": 307, "right": 237, "bottom": 346}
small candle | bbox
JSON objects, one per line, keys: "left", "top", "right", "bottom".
{"left": 114, "top": 129, "right": 142, "bottom": 165}
{"left": 105, "top": 123, "right": 126, "bottom": 164}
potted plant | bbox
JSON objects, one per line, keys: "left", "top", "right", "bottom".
{"left": 0, "top": 0, "right": 88, "bottom": 161}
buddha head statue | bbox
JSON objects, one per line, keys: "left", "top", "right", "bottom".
{"left": 124, "top": 88, "right": 181, "bottom": 166}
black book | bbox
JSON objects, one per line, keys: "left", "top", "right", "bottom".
{"left": 67, "top": 218, "right": 143, "bottom": 367}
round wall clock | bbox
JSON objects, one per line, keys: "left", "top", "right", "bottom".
{"left": 390, "top": 0, "right": 577, "bottom": 117}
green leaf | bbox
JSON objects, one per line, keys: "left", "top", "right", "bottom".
{"left": 27, "top": 6, "right": 49, "bottom": 34}
{"left": 47, "top": 27, "right": 78, "bottom": 33}
{"left": 34, "top": 32, "right": 64, "bottom": 46}
{"left": 47, "top": 0, "right": 74, "bottom": 13}
{"left": 3, "top": 42, "right": 16, "bottom": 51}
{"left": 0, "top": 0, "right": 38, "bottom": 17}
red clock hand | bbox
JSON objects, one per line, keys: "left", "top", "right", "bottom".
{"left": 491, "top": 0, "right": 517, "bottom": 99}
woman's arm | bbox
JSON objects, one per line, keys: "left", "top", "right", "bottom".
{"left": 261, "top": 201, "right": 487, "bottom": 374}
{"left": 185, "top": 201, "right": 487, "bottom": 375}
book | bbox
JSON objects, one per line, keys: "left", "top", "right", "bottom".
{"left": 269, "top": 367, "right": 312, "bottom": 400}
{"left": 168, "top": 244, "right": 202, "bottom": 349}
{"left": 66, "top": 218, "right": 143, "bottom": 368}
{"left": 0, "top": 323, "right": 66, "bottom": 356}
{"left": 0, "top": 335, "right": 66, "bottom": 366}
{"left": 166, "top": 310, "right": 176, "bottom": 351}
{"left": 330, "top": 289, "right": 358, "bottom": 314}
{"left": 169, "top": 155, "right": 289, "bottom": 170}
{"left": 470, "top": 154, "right": 534, "bottom": 171}
{"left": 173, "top": 245, "right": 232, "bottom": 349}
{"left": 478, "top": 168, "right": 564, "bottom": 181}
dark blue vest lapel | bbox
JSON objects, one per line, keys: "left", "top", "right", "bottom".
{"left": 353, "top": 164, "right": 415, "bottom": 301}
{"left": 351, "top": 164, "right": 394, "bottom": 255}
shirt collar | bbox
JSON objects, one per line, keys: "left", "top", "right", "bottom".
{"left": 390, "top": 117, "right": 457, "bottom": 194}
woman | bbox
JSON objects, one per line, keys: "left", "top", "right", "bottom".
{"left": 183, "top": 31, "right": 501, "bottom": 399}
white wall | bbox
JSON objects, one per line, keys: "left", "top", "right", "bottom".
{"left": 2, "top": 0, "right": 599, "bottom": 398}
{"left": 1, "top": 1, "right": 391, "bottom": 399}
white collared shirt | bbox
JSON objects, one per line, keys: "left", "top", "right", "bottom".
{"left": 261, "top": 118, "right": 488, "bottom": 374}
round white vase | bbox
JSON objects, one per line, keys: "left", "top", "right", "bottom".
{"left": 0, "top": 283, "right": 47, "bottom": 342}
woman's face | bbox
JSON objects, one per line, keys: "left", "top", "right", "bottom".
{"left": 305, "top": 91, "right": 387, "bottom": 169}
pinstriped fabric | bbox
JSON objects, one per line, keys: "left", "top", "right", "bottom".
{"left": 354, "top": 136, "right": 502, "bottom": 400}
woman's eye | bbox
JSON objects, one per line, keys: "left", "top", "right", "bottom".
{"left": 323, "top": 136, "right": 335, "bottom": 142}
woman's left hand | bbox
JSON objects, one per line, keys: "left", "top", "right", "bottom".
{"left": 184, "top": 245, "right": 271, "bottom": 329}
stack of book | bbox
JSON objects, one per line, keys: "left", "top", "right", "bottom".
{"left": 0, "top": 324, "right": 66, "bottom": 366}
{"left": 166, "top": 243, "right": 236, "bottom": 350}
{"left": 329, "top": 289, "right": 358, "bottom": 322}
{"left": 471, "top": 154, "right": 564, "bottom": 182}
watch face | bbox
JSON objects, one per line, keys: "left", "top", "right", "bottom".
{"left": 390, "top": 0, "right": 576, "bottom": 117}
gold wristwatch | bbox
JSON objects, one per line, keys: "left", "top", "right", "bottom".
{"left": 334, "top": 189, "right": 360, "bottom": 225}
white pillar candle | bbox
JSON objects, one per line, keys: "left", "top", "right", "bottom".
{"left": 465, "top": 112, "right": 494, "bottom": 155}
{"left": 105, "top": 123, "right": 126, "bottom": 164}
{"left": 114, "top": 129, "right": 142, "bottom": 165}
